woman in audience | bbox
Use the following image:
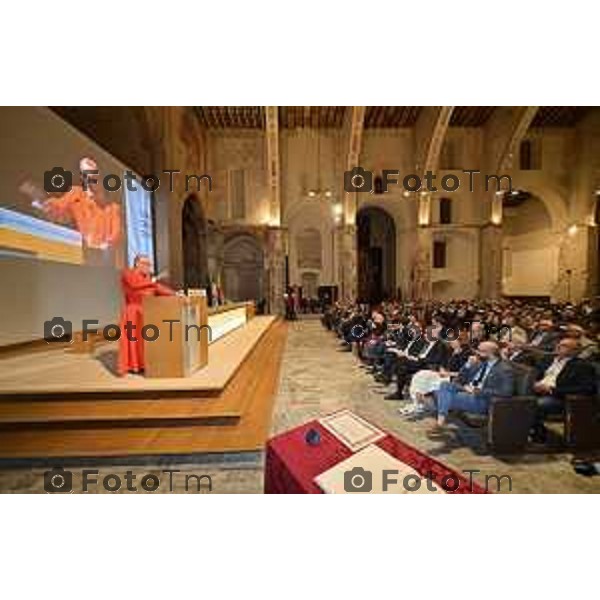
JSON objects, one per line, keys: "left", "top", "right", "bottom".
{"left": 400, "top": 332, "right": 473, "bottom": 416}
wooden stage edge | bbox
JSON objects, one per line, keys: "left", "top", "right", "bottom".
{"left": 0, "top": 319, "right": 288, "bottom": 460}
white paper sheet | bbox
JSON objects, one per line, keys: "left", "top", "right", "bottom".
{"left": 318, "top": 409, "right": 386, "bottom": 452}
{"left": 314, "top": 444, "right": 445, "bottom": 494}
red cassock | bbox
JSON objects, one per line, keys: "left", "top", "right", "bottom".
{"left": 118, "top": 268, "right": 174, "bottom": 376}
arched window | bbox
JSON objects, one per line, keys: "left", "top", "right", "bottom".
{"left": 433, "top": 240, "right": 447, "bottom": 269}
{"left": 439, "top": 197, "right": 452, "bottom": 224}
{"left": 296, "top": 228, "right": 322, "bottom": 270}
{"left": 519, "top": 139, "right": 541, "bottom": 170}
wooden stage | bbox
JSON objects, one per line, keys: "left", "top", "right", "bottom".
{"left": 0, "top": 317, "right": 288, "bottom": 459}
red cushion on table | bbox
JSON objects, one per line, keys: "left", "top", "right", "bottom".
{"left": 265, "top": 420, "right": 488, "bottom": 494}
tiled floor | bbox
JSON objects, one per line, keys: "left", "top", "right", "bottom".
{"left": 1, "top": 318, "right": 598, "bottom": 493}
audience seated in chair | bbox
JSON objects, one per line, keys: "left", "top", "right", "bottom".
{"left": 428, "top": 341, "right": 514, "bottom": 437}
{"left": 400, "top": 332, "right": 474, "bottom": 416}
{"left": 530, "top": 337, "right": 597, "bottom": 443}
{"left": 321, "top": 296, "right": 600, "bottom": 451}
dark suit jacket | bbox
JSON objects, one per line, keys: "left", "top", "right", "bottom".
{"left": 461, "top": 359, "right": 514, "bottom": 399}
{"left": 529, "top": 331, "right": 560, "bottom": 353}
{"left": 445, "top": 345, "right": 472, "bottom": 372}
{"left": 507, "top": 349, "right": 538, "bottom": 368}
{"left": 456, "top": 360, "right": 515, "bottom": 400}
{"left": 536, "top": 357, "right": 597, "bottom": 398}
{"left": 406, "top": 337, "right": 427, "bottom": 357}
{"left": 480, "top": 360, "right": 514, "bottom": 398}
{"left": 421, "top": 340, "right": 451, "bottom": 369}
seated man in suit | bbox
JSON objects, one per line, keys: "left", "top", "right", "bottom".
{"left": 564, "top": 324, "right": 599, "bottom": 361}
{"left": 359, "top": 312, "right": 387, "bottom": 367}
{"left": 502, "top": 331, "right": 539, "bottom": 367}
{"left": 384, "top": 324, "right": 450, "bottom": 400}
{"left": 530, "top": 337, "right": 597, "bottom": 442}
{"left": 428, "top": 341, "right": 514, "bottom": 437}
{"left": 526, "top": 318, "right": 560, "bottom": 355}
{"left": 374, "top": 321, "right": 424, "bottom": 385}
{"left": 338, "top": 307, "right": 368, "bottom": 351}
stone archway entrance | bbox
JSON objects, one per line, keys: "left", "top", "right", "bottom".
{"left": 502, "top": 191, "right": 556, "bottom": 297}
{"left": 223, "top": 234, "right": 264, "bottom": 302}
{"left": 182, "top": 195, "right": 209, "bottom": 290}
{"left": 356, "top": 206, "right": 396, "bottom": 303}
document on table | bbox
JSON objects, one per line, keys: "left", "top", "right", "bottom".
{"left": 314, "top": 444, "right": 445, "bottom": 494}
{"left": 318, "top": 409, "right": 386, "bottom": 452}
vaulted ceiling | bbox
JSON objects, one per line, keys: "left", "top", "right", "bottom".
{"left": 194, "top": 106, "right": 265, "bottom": 129}
{"left": 363, "top": 106, "right": 421, "bottom": 128}
{"left": 530, "top": 106, "right": 592, "bottom": 127}
{"left": 278, "top": 107, "right": 346, "bottom": 128}
{"left": 191, "top": 106, "right": 597, "bottom": 131}
{"left": 449, "top": 106, "right": 496, "bottom": 127}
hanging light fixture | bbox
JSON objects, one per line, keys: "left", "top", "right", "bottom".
{"left": 306, "top": 126, "right": 334, "bottom": 200}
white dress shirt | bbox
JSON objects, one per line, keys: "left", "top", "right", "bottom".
{"left": 540, "top": 357, "right": 570, "bottom": 389}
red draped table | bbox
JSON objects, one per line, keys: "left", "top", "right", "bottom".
{"left": 265, "top": 417, "right": 488, "bottom": 494}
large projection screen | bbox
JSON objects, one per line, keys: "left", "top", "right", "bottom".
{"left": 0, "top": 107, "right": 143, "bottom": 346}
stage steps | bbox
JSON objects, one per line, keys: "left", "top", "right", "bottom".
{"left": 0, "top": 319, "right": 288, "bottom": 459}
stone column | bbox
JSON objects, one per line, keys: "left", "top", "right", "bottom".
{"left": 479, "top": 191, "right": 504, "bottom": 299}
{"left": 267, "top": 226, "right": 287, "bottom": 315}
{"left": 413, "top": 227, "right": 432, "bottom": 300}
{"left": 411, "top": 192, "right": 432, "bottom": 300}
{"left": 556, "top": 225, "right": 594, "bottom": 302}
{"left": 479, "top": 224, "right": 503, "bottom": 298}
{"left": 338, "top": 224, "right": 357, "bottom": 301}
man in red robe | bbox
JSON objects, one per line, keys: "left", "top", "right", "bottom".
{"left": 118, "top": 255, "right": 175, "bottom": 376}
{"left": 31, "top": 157, "right": 122, "bottom": 266}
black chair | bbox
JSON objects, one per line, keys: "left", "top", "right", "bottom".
{"left": 564, "top": 362, "right": 600, "bottom": 451}
{"left": 487, "top": 363, "right": 537, "bottom": 453}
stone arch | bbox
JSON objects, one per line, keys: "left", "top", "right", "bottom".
{"left": 356, "top": 205, "right": 396, "bottom": 303}
{"left": 300, "top": 271, "right": 319, "bottom": 298}
{"left": 182, "top": 194, "right": 209, "bottom": 290}
{"left": 285, "top": 198, "right": 332, "bottom": 287}
{"left": 502, "top": 193, "right": 557, "bottom": 297}
{"left": 223, "top": 233, "right": 264, "bottom": 302}
{"left": 513, "top": 181, "right": 569, "bottom": 231}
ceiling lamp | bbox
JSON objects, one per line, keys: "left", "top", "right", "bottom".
{"left": 306, "top": 130, "right": 334, "bottom": 200}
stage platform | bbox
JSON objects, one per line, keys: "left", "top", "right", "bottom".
{"left": 0, "top": 316, "right": 287, "bottom": 459}
{"left": 0, "top": 316, "right": 275, "bottom": 397}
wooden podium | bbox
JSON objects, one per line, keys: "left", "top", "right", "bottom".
{"left": 142, "top": 295, "right": 209, "bottom": 378}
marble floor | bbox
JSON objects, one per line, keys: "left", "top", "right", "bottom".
{"left": 1, "top": 317, "right": 598, "bottom": 493}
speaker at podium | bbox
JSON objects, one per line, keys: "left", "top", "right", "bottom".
{"left": 142, "top": 295, "right": 209, "bottom": 378}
